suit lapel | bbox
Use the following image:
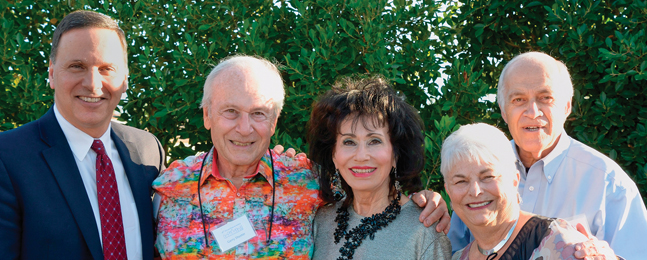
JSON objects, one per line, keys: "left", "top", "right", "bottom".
{"left": 112, "top": 129, "right": 154, "bottom": 260}
{"left": 38, "top": 109, "right": 104, "bottom": 260}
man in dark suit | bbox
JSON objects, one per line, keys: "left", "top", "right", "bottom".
{"left": 0, "top": 10, "right": 164, "bottom": 260}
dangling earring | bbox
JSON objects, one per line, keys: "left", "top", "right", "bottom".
{"left": 517, "top": 192, "right": 522, "bottom": 204}
{"left": 331, "top": 169, "right": 345, "bottom": 201}
{"left": 393, "top": 167, "right": 402, "bottom": 194}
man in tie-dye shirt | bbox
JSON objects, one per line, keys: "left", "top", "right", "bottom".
{"left": 153, "top": 55, "right": 450, "bottom": 259}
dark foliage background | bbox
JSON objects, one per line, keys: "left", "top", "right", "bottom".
{"left": 2, "top": 0, "right": 645, "bottom": 205}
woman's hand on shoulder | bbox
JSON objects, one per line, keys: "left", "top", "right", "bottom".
{"left": 573, "top": 223, "right": 618, "bottom": 260}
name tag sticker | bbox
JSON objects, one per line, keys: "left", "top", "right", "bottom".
{"left": 211, "top": 215, "right": 257, "bottom": 252}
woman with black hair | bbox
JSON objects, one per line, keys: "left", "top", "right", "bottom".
{"left": 308, "top": 76, "right": 451, "bottom": 260}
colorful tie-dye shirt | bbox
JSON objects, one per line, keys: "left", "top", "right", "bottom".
{"left": 153, "top": 148, "right": 323, "bottom": 259}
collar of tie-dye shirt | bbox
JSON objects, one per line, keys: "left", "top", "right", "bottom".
{"left": 153, "top": 147, "right": 322, "bottom": 259}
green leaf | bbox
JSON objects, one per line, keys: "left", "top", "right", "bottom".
{"left": 198, "top": 24, "right": 212, "bottom": 31}
{"left": 526, "top": 1, "right": 543, "bottom": 8}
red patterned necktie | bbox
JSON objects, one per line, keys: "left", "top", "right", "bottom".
{"left": 91, "top": 140, "right": 128, "bottom": 260}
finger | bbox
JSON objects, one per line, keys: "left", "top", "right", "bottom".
{"left": 272, "top": 145, "right": 285, "bottom": 155}
{"left": 437, "top": 211, "right": 451, "bottom": 234}
{"left": 423, "top": 200, "right": 446, "bottom": 228}
{"left": 574, "top": 240, "right": 612, "bottom": 259}
{"left": 573, "top": 242, "right": 587, "bottom": 258}
{"left": 576, "top": 223, "right": 591, "bottom": 239}
{"left": 415, "top": 190, "right": 447, "bottom": 228}
{"left": 286, "top": 148, "right": 296, "bottom": 158}
{"left": 410, "top": 192, "right": 428, "bottom": 221}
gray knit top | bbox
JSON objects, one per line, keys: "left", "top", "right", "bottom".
{"left": 313, "top": 200, "right": 452, "bottom": 260}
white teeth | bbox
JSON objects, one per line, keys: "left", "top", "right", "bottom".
{"left": 468, "top": 201, "right": 491, "bottom": 208}
{"left": 351, "top": 168, "right": 375, "bottom": 173}
{"left": 525, "top": 127, "right": 539, "bottom": 131}
{"left": 231, "top": 141, "right": 252, "bottom": 146}
{"left": 80, "top": 97, "right": 101, "bottom": 103}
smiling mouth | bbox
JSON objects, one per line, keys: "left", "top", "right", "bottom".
{"left": 524, "top": 126, "right": 541, "bottom": 131}
{"left": 467, "top": 201, "right": 491, "bottom": 208}
{"left": 80, "top": 97, "right": 101, "bottom": 103}
{"left": 351, "top": 168, "right": 376, "bottom": 174}
{"left": 231, "top": 140, "right": 253, "bottom": 146}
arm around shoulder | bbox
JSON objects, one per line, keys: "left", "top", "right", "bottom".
{"left": 531, "top": 219, "right": 588, "bottom": 259}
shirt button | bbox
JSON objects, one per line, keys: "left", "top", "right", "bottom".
{"left": 529, "top": 186, "right": 535, "bottom": 191}
{"left": 237, "top": 193, "right": 241, "bottom": 197}
{"left": 547, "top": 176, "right": 552, "bottom": 180}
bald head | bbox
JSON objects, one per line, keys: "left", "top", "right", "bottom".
{"left": 201, "top": 55, "right": 285, "bottom": 116}
{"left": 497, "top": 52, "right": 573, "bottom": 109}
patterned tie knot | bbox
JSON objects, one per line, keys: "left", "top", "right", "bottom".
{"left": 91, "top": 140, "right": 107, "bottom": 156}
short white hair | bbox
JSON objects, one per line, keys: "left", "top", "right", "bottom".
{"left": 200, "top": 55, "right": 285, "bottom": 116}
{"left": 440, "top": 123, "right": 517, "bottom": 180}
{"left": 497, "top": 52, "right": 573, "bottom": 109}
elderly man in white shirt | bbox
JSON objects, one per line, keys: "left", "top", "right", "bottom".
{"left": 447, "top": 52, "right": 647, "bottom": 259}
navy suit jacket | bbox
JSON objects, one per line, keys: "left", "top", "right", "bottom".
{"left": 0, "top": 108, "right": 165, "bottom": 260}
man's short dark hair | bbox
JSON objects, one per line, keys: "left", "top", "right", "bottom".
{"left": 307, "top": 75, "right": 425, "bottom": 206}
{"left": 50, "top": 10, "right": 127, "bottom": 64}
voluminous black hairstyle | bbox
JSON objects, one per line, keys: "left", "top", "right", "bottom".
{"left": 307, "top": 76, "right": 425, "bottom": 206}
{"left": 50, "top": 10, "right": 127, "bottom": 64}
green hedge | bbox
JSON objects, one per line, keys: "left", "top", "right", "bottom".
{"left": 2, "top": 0, "right": 645, "bottom": 203}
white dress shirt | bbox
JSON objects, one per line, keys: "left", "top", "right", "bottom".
{"left": 447, "top": 131, "right": 647, "bottom": 259}
{"left": 54, "top": 105, "right": 142, "bottom": 260}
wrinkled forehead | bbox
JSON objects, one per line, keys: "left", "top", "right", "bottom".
{"left": 228, "top": 66, "right": 279, "bottom": 91}
{"left": 448, "top": 159, "right": 494, "bottom": 176}
{"left": 211, "top": 67, "right": 277, "bottom": 105}
{"left": 448, "top": 162, "right": 516, "bottom": 187}
{"left": 504, "top": 59, "right": 569, "bottom": 95}
{"left": 445, "top": 150, "right": 516, "bottom": 177}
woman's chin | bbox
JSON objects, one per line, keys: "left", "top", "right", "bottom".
{"left": 458, "top": 211, "right": 497, "bottom": 227}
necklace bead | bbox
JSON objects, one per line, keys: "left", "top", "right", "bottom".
{"left": 333, "top": 192, "right": 402, "bottom": 260}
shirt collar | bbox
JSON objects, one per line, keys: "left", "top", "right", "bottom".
{"left": 53, "top": 104, "right": 113, "bottom": 161}
{"left": 511, "top": 130, "right": 571, "bottom": 184}
{"left": 199, "top": 147, "right": 274, "bottom": 188}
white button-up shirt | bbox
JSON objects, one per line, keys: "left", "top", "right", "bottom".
{"left": 447, "top": 132, "right": 647, "bottom": 259}
{"left": 54, "top": 105, "right": 142, "bottom": 260}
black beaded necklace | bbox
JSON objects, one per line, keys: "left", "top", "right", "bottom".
{"left": 333, "top": 192, "right": 402, "bottom": 260}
